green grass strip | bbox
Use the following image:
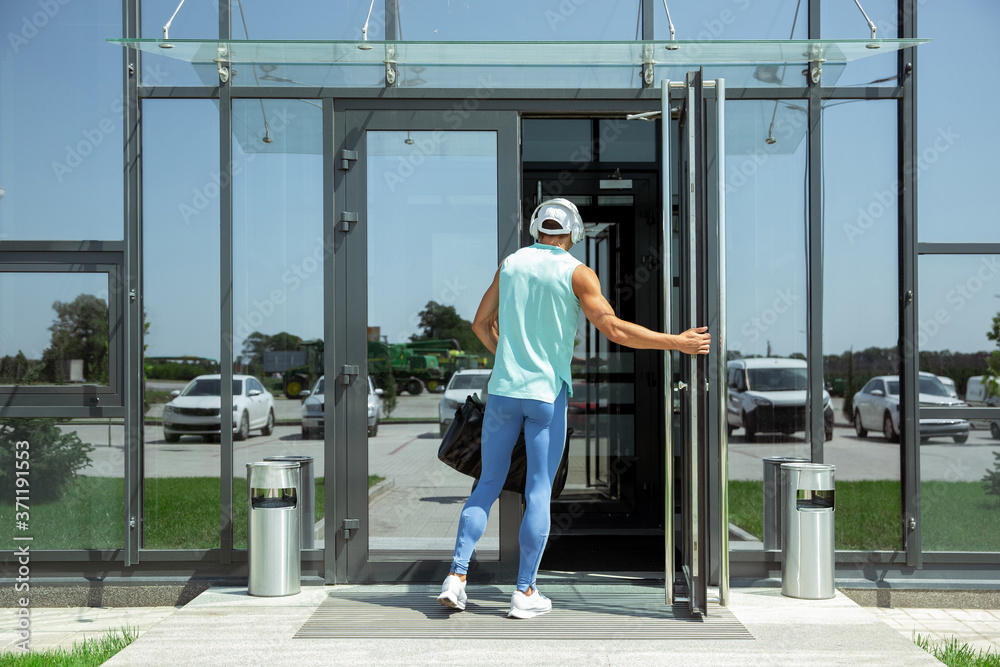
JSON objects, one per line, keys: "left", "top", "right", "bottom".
{"left": 0, "top": 625, "right": 137, "bottom": 667}
{"left": 915, "top": 634, "right": 1000, "bottom": 667}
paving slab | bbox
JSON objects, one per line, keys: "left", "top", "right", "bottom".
{"left": 87, "top": 585, "right": 946, "bottom": 666}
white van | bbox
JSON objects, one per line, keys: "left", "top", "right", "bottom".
{"left": 965, "top": 376, "right": 1000, "bottom": 440}
{"left": 966, "top": 375, "right": 999, "bottom": 407}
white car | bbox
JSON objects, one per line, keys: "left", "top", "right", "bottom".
{"left": 726, "top": 358, "right": 833, "bottom": 442}
{"left": 301, "top": 375, "right": 384, "bottom": 439}
{"left": 439, "top": 369, "right": 491, "bottom": 436}
{"left": 852, "top": 372, "right": 969, "bottom": 444}
{"left": 162, "top": 374, "right": 275, "bottom": 443}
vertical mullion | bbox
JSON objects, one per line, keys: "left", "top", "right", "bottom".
{"left": 807, "top": 0, "right": 825, "bottom": 462}
{"left": 219, "top": 0, "right": 234, "bottom": 563}
{"left": 323, "top": 98, "right": 338, "bottom": 583}
{"left": 661, "top": 79, "right": 674, "bottom": 605}
{"left": 715, "top": 78, "right": 729, "bottom": 608}
{"left": 899, "top": 0, "right": 922, "bottom": 568}
{"left": 641, "top": 0, "right": 654, "bottom": 40}
{"left": 123, "top": 0, "right": 141, "bottom": 566}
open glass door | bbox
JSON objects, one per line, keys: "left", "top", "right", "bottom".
{"left": 665, "top": 71, "right": 729, "bottom": 616}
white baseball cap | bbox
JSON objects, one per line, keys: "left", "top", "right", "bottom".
{"left": 535, "top": 203, "right": 573, "bottom": 234}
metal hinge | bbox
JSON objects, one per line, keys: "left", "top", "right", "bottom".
{"left": 339, "top": 150, "right": 358, "bottom": 170}
{"left": 338, "top": 212, "right": 358, "bottom": 233}
{"left": 341, "top": 518, "right": 359, "bottom": 540}
{"left": 340, "top": 365, "right": 360, "bottom": 385}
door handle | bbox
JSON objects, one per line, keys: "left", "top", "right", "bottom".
{"left": 676, "top": 381, "right": 688, "bottom": 392}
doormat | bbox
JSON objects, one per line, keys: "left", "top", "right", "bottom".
{"left": 295, "top": 590, "right": 754, "bottom": 640}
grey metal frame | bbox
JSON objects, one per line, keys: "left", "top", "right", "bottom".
{"left": 0, "top": 252, "right": 125, "bottom": 411}
{"left": 10, "top": 0, "right": 1000, "bottom": 588}
{"left": 898, "top": 0, "right": 922, "bottom": 570}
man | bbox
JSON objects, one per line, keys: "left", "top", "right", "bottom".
{"left": 438, "top": 198, "right": 710, "bottom": 618}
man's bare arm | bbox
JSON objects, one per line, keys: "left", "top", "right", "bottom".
{"left": 572, "top": 264, "right": 710, "bottom": 355}
{"left": 471, "top": 268, "right": 501, "bottom": 355}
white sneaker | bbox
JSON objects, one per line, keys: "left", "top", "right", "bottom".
{"left": 436, "top": 575, "right": 467, "bottom": 611}
{"left": 507, "top": 588, "right": 552, "bottom": 619}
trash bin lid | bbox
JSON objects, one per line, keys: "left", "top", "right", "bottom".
{"left": 247, "top": 461, "right": 300, "bottom": 489}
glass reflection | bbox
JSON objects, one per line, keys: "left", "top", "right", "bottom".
{"left": 821, "top": 100, "right": 900, "bottom": 551}
{"left": 0, "top": 273, "right": 110, "bottom": 387}
{"left": 141, "top": 100, "right": 220, "bottom": 549}
{"left": 231, "top": 99, "right": 324, "bottom": 550}
{"left": 366, "top": 130, "right": 499, "bottom": 560}
{"left": 917, "top": 1, "right": 1000, "bottom": 243}
{"left": 918, "top": 254, "right": 1000, "bottom": 552}
{"left": 0, "top": 418, "right": 123, "bottom": 550}
{"left": 723, "top": 99, "right": 809, "bottom": 551}
{"left": 0, "top": 1, "right": 121, "bottom": 240}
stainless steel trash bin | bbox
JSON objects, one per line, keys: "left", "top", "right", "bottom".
{"left": 762, "top": 456, "right": 809, "bottom": 550}
{"left": 781, "top": 462, "right": 835, "bottom": 600}
{"left": 247, "top": 461, "right": 301, "bottom": 597}
{"left": 264, "top": 455, "right": 314, "bottom": 549}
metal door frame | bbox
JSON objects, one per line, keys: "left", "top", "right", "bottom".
{"left": 329, "top": 106, "right": 520, "bottom": 583}
{"left": 662, "top": 73, "right": 729, "bottom": 614}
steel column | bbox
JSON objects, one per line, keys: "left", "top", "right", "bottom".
{"left": 123, "top": 0, "right": 142, "bottom": 566}
{"left": 219, "top": 0, "right": 234, "bottom": 564}
{"left": 899, "top": 0, "right": 921, "bottom": 568}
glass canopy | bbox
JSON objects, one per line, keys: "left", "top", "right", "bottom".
{"left": 110, "top": 38, "right": 926, "bottom": 68}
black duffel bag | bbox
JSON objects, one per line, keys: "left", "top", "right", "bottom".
{"left": 437, "top": 394, "right": 571, "bottom": 498}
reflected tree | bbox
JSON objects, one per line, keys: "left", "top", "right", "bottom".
{"left": 985, "top": 312, "right": 1000, "bottom": 401}
{"left": 411, "top": 301, "right": 487, "bottom": 357}
{"left": 43, "top": 294, "right": 109, "bottom": 384}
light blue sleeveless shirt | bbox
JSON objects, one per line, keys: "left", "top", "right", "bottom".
{"left": 488, "top": 243, "right": 582, "bottom": 402}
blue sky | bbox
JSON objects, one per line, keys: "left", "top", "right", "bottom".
{"left": 1, "top": 0, "right": 998, "bottom": 367}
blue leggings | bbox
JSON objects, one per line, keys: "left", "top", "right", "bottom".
{"left": 449, "top": 385, "right": 567, "bottom": 592}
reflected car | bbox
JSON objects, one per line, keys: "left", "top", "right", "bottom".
{"left": 162, "top": 374, "right": 275, "bottom": 443}
{"left": 852, "top": 372, "right": 969, "bottom": 444}
{"left": 726, "top": 358, "right": 834, "bottom": 442}
{"left": 301, "top": 375, "right": 384, "bottom": 439}
{"left": 439, "top": 369, "right": 491, "bottom": 436}
{"left": 937, "top": 375, "right": 959, "bottom": 399}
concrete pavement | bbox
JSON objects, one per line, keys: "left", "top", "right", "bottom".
{"left": 6, "top": 585, "right": 999, "bottom": 665}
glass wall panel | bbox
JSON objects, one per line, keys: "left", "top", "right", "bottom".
{"left": 822, "top": 100, "right": 901, "bottom": 551}
{"left": 918, "top": 254, "right": 1000, "bottom": 552}
{"left": 231, "top": 99, "right": 324, "bottom": 550}
{"left": 821, "top": 0, "right": 898, "bottom": 87}
{"left": 917, "top": 1, "right": 1000, "bottom": 244}
{"left": 366, "top": 130, "right": 499, "bottom": 560}
{"left": 723, "top": 100, "right": 809, "bottom": 551}
{"left": 141, "top": 100, "right": 221, "bottom": 549}
{"left": 0, "top": 0, "right": 122, "bottom": 240}
{"left": 141, "top": 0, "right": 219, "bottom": 87}
{"left": 0, "top": 273, "right": 110, "bottom": 386}
{"left": 0, "top": 418, "right": 124, "bottom": 550}
{"left": 656, "top": 0, "right": 807, "bottom": 41}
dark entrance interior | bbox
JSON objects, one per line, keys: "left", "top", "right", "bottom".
{"left": 521, "top": 118, "right": 669, "bottom": 573}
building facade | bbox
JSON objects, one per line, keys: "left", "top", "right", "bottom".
{"left": 2, "top": 0, "right": 999, "bottom": 609}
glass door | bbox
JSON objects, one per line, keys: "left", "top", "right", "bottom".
{"left": 330, "top": 108, "right": 520, "bottom": 583}
{"left": 665, "top": 72, "right": 729, "bottom": 615}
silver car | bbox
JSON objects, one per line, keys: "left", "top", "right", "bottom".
{"left": 301, "top": 375, "right": 384, "bottom": 439}
{"left": 852, "top": 372, "right": 969, "bottom": 444}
